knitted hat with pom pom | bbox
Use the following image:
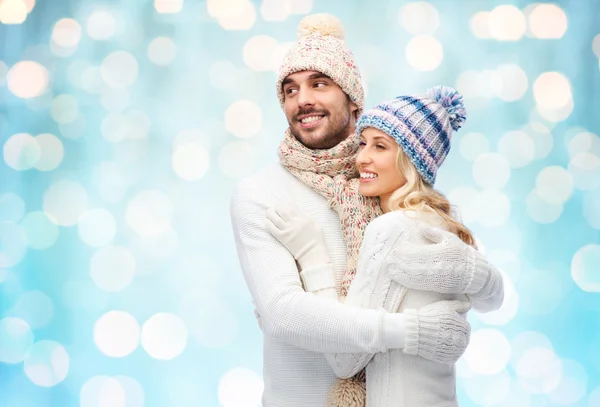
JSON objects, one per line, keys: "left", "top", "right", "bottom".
{"left": 356, "top": 86, "right": 467, "bottom": 185}
{"left": 276, "top": 13, "right": 364, "bottom": 114}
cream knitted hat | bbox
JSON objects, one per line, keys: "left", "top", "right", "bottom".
{"left": 276, "top": 13, "right": 364, "bottom": 114}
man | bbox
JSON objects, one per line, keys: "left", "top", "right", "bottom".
{"left": 230, "top": 13, "right": 477, "bottom": 407}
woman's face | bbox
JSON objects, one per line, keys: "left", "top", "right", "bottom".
{"left": 356, "top": 128, "right": 406, "bottom": 202}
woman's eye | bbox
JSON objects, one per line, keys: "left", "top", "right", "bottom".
{"left": 376, "top": 144, "right": 385, "bottom": 149}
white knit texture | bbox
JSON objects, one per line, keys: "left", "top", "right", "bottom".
{"left": 231, "top": 163, "right": 391, "bottom": 407}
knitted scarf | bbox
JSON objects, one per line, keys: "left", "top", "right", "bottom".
{"left": 278, "top": 128, "right": 383, "bottom": 296}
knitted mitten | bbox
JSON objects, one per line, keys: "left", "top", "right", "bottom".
{"left": 403, "top": 300, "right": 471, "bottom": 364}
{"left": 328, "top": 370, "right": 366, "bottom": 407}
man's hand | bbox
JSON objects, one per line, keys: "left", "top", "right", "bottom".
{"left": 266, "top": 203, "right": 330, "bottom": 270}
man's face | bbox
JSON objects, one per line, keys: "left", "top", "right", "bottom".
{"left": 282, "top": 70, "right": 358, "bottom": 150}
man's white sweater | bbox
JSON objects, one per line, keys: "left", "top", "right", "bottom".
{"left": 231, "top": 163, "right": 391, "bottom": 407}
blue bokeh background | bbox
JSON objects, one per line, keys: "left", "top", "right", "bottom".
{"left": 1, "top": 0, "right": 599, "bottom": 406}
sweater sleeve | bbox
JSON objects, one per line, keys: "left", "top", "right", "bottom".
{"left": 230, "top": 180, "right": 389, "bottom": 354}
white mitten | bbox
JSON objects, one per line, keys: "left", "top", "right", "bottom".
{"left": 403, "top": 300, "right": 471, "bottom": 364}
{"left": 387, "top": 224, "right": 490, "bottom": 297}
{"left": 265, "top": 203, "right": 330, "bottom": 270}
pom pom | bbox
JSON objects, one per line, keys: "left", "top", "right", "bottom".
{"left": 327, "top": 375, "right": 366, "bottom": 407}
{"left": 426, "top": 85, "right": 467, "bottom": 131}
{"left": 297, "top": 13, "right": 345, "bottom": 41}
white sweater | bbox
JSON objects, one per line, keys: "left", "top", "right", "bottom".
{"left": 230, "top": 164, "right": 485, "bottom": 407}
{"left": 305, "top": 210, "right": 504, "bottom": 407}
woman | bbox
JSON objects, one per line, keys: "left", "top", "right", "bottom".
{"left": 266, "top": 86, "right": 504, "bottom": 407}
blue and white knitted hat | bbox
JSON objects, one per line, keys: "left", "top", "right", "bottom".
{"left": 355, "top": 85, "right": 467, "bottom": 185}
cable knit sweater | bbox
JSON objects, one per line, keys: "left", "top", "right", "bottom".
{"left": 230, "top": 164, "right": 474, "bottom": 407}
{"left": 303, "top": 210, "right": 504, "bottom": 407}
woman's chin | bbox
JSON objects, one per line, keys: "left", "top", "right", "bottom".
{"left": 358, "top": 184, "right": 379, "bottom": 197}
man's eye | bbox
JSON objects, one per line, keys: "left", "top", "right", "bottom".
{"left": 286, "top": 88, "right": 298, "bottom": 94}
{"left": 314, "top": 82, "right": 327, "bottom": 87}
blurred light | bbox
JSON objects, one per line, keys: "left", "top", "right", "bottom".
{"left": 147, "top": 36, "right": 176, "bottom": 66}
{"left": 0, "top": 193, "right": 25, "bottom": 222}
{"left": 516, "top": 347, "right": 562, "bottom": 394}
{"left": 270, "top": 41, "right": 294, "bottom": 72}
{"left": 456, "top": 70, "right": 493, "bottom": 100}
{"left": 51, "top": 94, "right": 79, "bottom": 124}
{"left": 80, "top": 376, "right": 126, "bottom": 407}
{"left": 10, "top": 290, "right": 54, "bottom": 328}
{"left": 115, "top": 376, "right": 145, "bottom": 407}
{"left": 289, "top": 0, "right": 312, "bottom": 14}
{"left": 0, "top": 60, "right": 8, "bottom": 85}
{"left": 43, "top": 180, "right": 89, "bottom": 226}
{"left": 470, "top": 11, "right": 491, "bottom": 39}
{"left": 261, "top": 0, "right": 291, "bottom": 21}
{"left": 528, "top": 4, "right": 568, "bottom": 39}
{"left": 488, "top": 5, "right": 526, "bottom": 41}
{"left": 141, "top": 313, "right": 188, "bottom": 360}
{"left": 472, "top": 153, "right": 510, "bottom": 189}
{"left": 133, "top": 227, "right": 179, "bottom": 262}
{"left": 86, "top": 10, "right": 117, "bottom": 40}
{"left": 3, "top": 133, "right": 40, "bottom": 170}
{"left": 208, "top": 0, "right": 256, "bottom": 30}
{"left": 405, "top": 35, "right": 443, "bottom": 71}
{"left": 80, "top": 66, "right": 103, "bottom": 94}
{"left": 94, "top": 162, "right": 129, "bottom": 203}
{"left": 593, "top": 33, "right": 600, "bottom": 58}
{"left": 0, "top": 221, "right": 28, "bottom": 267}
{"left": 209, "top": 60, "right": 237, "bottom": 89}
{"left": 567, "top": 130, "right": 598, "bottom": 157}
{"left": 497, "top": 130, "right": 535, "bottom": 168}
{"left": 569, "top": 153, "right": 600, "bottom": 190}
{"left": 459, "top": 132, "right": 490, "bottom": 161}
{"left": 218, "top": 368, "right": 264, "bottom": 407}
{"left": 475, "top": 189, "right": 510, "bottom": 227}
{"left": 33, "top": 133, "right": 63, "bottom": 171}
{"left": 448, "top": 186, "right": 479, "bottom": 224}
{"left": 100, "top": 87, "right": 130, "bottom": 112}
{"left": 172, "top": 142, "right": 210, "bottom": 181}
{"left": 94, "top": 311, "right": 140, "bottom": 357}
{"left": 20, "top": 211, "right": 60, "bottom": 249}
{"left": 218, "top": 141, "right": 256, "bottom": 178}
{"left": 22, "top": 0, "right": 34, "bottom": 12}
{"left": 101, "top": 113, "right": 131, "bottom": 142}
{"left": 463, "top": 370, "right": 511, "bottom": 406}
{"left": 127, "top": 110, "right": 151, "bottom": 140}
{"left": 571, "top": 244, "right": 600, "bottom": 292}
{"left": 510, "top": 331, "right": 554, "bottom": 367}
{"left": 60, "top": 115, "right": 86, "bottom": 139}
{"left": 476, "top": 271, "right": 519, "bottom": 325}
{"left": 154, "top": 0, "right": 183, "bottom": 13}
{"left": 7, "top": 61, "right": 49, "bottom": 99}
{"left": 583, "top": 189, "right": 600, "bottom": 229}
{"left": 399, "top": 2, "right": 439, "bottom": 35}
{"left": 90, "top": 246, "right": 135, "bottom": 291}
{"left": 524, "top": 122, "right": 554, "bottom": 160}
{"left": 517, "top": 268, "right": 565, "bottom": 315}
{"left": 23, "top": 340, "right": 69, "bottom": 387}
{"left": 126, "top": 190, "right": 173, "bottom": 237}
{"left": 78, "top": 208, "right": 117, "bottom": 247}
{"left": 491, "top": 64, "right": 528, "bottom": 101}
{"left": 464, "top": 329, "right": 510, "bottom": 374}
{"left": 533, "top": 71, "right": 572, "bottom": 110}
{"left": 101, "top": 51, "right": 139, "bottom": 88}
{"left": 51, "top": 18, "right": 82, "bottom": 48}
{"left": 526, "top": 190, "right": 563, "bottom": 224}
{"left": 537, "top": 98, "right": 574, "bottom": 122}
{"left": 0, "top": 0, "right": 27, "bottom": 24}
{"left": 0, "top": 317, "right": 33, "bottom": 364}
{"left": 243, "top": 35, "right": 278, "bottom": 72}
{"left": 225, "top": 100, "right": 262, "bottom": 138}
{"left": 535, "top": 166, "right": 573, "bottom": 205}
{"left": 179, "top": 294, "right": 239, "bottom": 348}
{"left": 547, "top": 359, "right": 587, "bottom": 405}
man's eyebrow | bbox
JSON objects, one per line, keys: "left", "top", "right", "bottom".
{"left": 282, "top": 77, "right": 295, "bottom": 87}
{"left": 308, "top": 73, "right": 331, "bottom": 80}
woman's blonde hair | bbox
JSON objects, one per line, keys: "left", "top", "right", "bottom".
{"left": 386, "top": 148, "right": 477, "bottom": 248}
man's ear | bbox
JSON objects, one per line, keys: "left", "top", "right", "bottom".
{"left": 349, "top": 100, "right": 358, "bottom": 118}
